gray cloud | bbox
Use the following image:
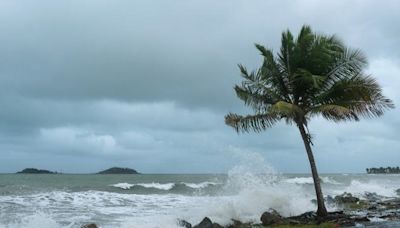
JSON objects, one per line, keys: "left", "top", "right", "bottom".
{"left": 0, "top": 0, "right": 399, "bottom": 173}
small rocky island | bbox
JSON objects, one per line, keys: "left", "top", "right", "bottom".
{"left": 17, "top": 168, "right": 58, "bottom": 174}
{"left": 97, "top": 167, "right": 139, "bottom": 174}
{"left": 366, "top": 166, "right": 400, "bottom": 174}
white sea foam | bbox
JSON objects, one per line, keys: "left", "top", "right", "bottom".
{"left": 284, "top": 177, "right": 340, "bottom": 185}
{"left": 181, "top": 181, "right": 219, "bottom": 189}
{"left": 1, "top": 213, "right": 64, "bottom": 228}
{"left": 111, "top": 182, "right": 175, "bottom": 190}
{"left": 112, "top": 181, "right": 220, "bottom": 190}
{"left": 111, "top": 182, "right": 134, "bottom": 189}
{"left": 0, "top": 191, "right": 198, "bottom": 228}
{"left": 284, "top": 177, "right": 314, "bottom": 184}
{"left": 173, "top": 151, "right": 321, "bottom": 225}
{"left": 136, "top": 183, "right": 175, "bottom": 190}
{"left": 339, "top": 180, "right": 399, "bottom": 197}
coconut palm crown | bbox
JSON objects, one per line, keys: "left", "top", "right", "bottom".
{"left": 225, "top": 25, "right": 394, "bottom": 216}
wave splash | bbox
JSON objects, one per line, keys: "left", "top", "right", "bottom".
{"left": 2, "top": 149, "right": 400, "bottom": 227}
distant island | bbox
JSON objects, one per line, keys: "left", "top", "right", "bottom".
{"left": 97, "top": 167, "right": 139, "bottom": 174}
{"left": 366, "top": 167, "right": 400, "bottom": 174}
{"left": 17, "top": 168, "right": 58, "bottom": 174}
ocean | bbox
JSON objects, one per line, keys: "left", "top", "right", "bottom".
{"left": 0, "top": 170, "right": 399, "bottom": 227}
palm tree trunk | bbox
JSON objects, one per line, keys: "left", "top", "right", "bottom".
{"left": 297, "top": 123, "right": 328, "bottom": 217}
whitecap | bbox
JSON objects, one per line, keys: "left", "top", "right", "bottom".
{"left": 135, "top": 182, "right": 176, "bottom": 190}
{"left": 182, "top": 181, "right": 219, "bottom": 189}
{"left": 111, "top": 182, "right": 134, "bottom": 190}
{"left": 283, "top": 176, "right": 340, "bottom": 185}
{"left": 110, "top": 182, "right": 176, "bottom": 190}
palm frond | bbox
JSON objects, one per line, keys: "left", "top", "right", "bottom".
{"left": 320, "top": 48, "right": 367, "bottom": 91}
{"left": 255, "top": 44, "right": 291, "bottom": 102}
{"left": 309, "top": 104, "right": 359, "bottom": 122}
{"left": 270, "top": 101, "right": 304, "bottom": 121}
{"left": 278, "top": 30, "right": 295, "bottom": 76}
{"left": 234, "top": 85, "right": 278, "bottom": 110}
{"left": 312, "top": 74, "right": 394, "bottom": 120}
{"left": 225, "top": 113, "right": 279, "bottom": 133}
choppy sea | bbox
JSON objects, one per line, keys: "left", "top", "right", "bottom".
{"left": 1, "top": 160, "right": 399, "bottom": 227}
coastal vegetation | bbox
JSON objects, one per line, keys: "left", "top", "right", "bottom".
{"left": 14, "top": 167, "right": 139, "bottom": 174}
{"left": 16, "top": 168, "right": 58, "bottom": 174}
{"left": 366, "top": 167, "right": 400, "bottom": 174}
{"left": 225, "top": 25, "right": 394, "bottom": 216}
{"left": 97, "top": 167, "right": 139, "bottom": 174}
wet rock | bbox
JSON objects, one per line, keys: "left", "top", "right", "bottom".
{"left": 326, "top": 195, "right": 336, "bottom": 205}
{"left": 379, "top": 211, "right": 400, "bottom": 220}
{"left": 177, "top": 219, "right": 192, "bottom": 228}
{"left": 379, "top": 198, "right": 400, "bottom": 209}
{"left": 353, "top": 216, "right": 370, "bottom": 222}
{"left": 212, "top": 222, "right": 224, "bottom": 228}
{"left": 286, "top": 211, "right": 369, "bottom": 227}
{"left": 311, "top": 195, "right": 336, "bottom": 206}
{"left": 335, "top": 192, "right": 359, "bottom": 204}
{"left": 81, "top": 224, "right": 98, "bottom": 228}
{"left": 287, "top": 211, "right": 317, "bottom": 224}
{"left": 260, "top": 209, "right": 284, "bottom": 225}
{"left": 226, "top": 219, "right": 252, "bottom": 228}
{"left": 193, "top": 217, "right": 213, "bottom": 228}
{"left": 364, "top": 192, "right": 382, "bottom": 202}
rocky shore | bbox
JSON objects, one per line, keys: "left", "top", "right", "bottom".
{"left": 176, "top": 210, "right": 368, "bottom": 228}
{"left": 81, "top": 190, "right": 400, "bottom": 228}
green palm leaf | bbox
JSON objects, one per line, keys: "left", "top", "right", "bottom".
{"left": 225, "top": 113, "right": 279, "bottom": 133}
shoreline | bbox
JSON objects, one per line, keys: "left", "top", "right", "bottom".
{"left": 1, "top": 173, "right": 399, "bottom": 227}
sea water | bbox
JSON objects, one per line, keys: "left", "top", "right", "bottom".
{"left": 0, "top": 164, "right": 399, "bottom": 227}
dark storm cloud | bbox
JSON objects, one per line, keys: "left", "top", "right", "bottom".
{"left": 2, "top": 0, "right": 397, "bottom": 108}
{"left": 0, "top": 0, "right": 399, "bottom": 173}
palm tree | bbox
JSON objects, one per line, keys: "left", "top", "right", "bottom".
{"left": 225, "top": 25, "right": 394, "bottom": 217}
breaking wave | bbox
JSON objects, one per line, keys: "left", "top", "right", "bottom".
{"left": 338, "top": 180, "right": 399, "bottom": 198}
{"left": 284, "top": 176, "right": 340, "bottom": 185}
{"left": 111, "top": 181, "right": 220, "bottom": 191}
{"left": 1, "top": 149, "right": 399, "bottom": 227}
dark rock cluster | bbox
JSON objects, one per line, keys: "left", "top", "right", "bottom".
{"left": 176, "top": 210, "right": 370, "bottom": 228}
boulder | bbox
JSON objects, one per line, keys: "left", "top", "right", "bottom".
{"left": 193, "top": 217, "right": 213, "bottom": 228}
{"left": 334, "top": 192, "right": 359, "bottom": 204}
{"left": 260, "top": 209, "right": 284, "bottom": 225}
{"left": 81, "top": 224, "right": 98, "bottom": 228}
{"left": 177, "top": 219, "right": 192, "bottom": 228}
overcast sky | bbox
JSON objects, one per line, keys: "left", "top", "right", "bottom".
{"left": 0, "top": 0, "right": 399, "bottom": 173}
